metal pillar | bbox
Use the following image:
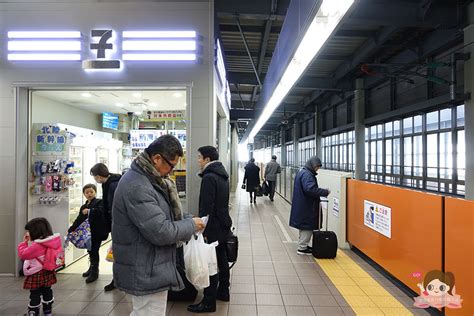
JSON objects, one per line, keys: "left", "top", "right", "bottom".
{"left": 281, "top": 126, "right": 287, "bottom": 166}
{"left": 464, "top": 3, "right": 474, "bottom": 199}
{"left": 314, "top": 110, "right": 322, "bottom": 158}
{"left": 354, "top": 78, "right": 366, "bottom": 180}
{"left": 293, "top": 120, "right": 299, "bottom": 166}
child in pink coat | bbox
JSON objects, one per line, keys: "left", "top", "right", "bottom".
{"left": 18, "top": 217, "right": 63, "bottom": 316}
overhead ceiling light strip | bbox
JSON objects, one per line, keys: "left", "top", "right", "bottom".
{"left": 122, "top": 53, "right": 196, "bottom": 61}
{"left": 8, "top": 41, "right": 81, "bottom": 51}
{"left": 8, "top": 31, "right": 81, "bottom": 38}
{"left": 8, "top": 53, "right": 81, "bottom": 61}
{"left": 247, "top": 0, "right": 354, "bottom": 142}
{"left": 122, "top": 40, "right": 196, "bottom": 51}
{"left": 123, "top": 31, "right": 196, "bottom": 38}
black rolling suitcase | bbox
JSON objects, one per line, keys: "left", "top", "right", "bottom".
{"left": 312, "top": 199, "right": 338, "bottom": 259}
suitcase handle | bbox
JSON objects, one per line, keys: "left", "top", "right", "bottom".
{"left": 318, "top": 198, "right": 329, "bottom": 231}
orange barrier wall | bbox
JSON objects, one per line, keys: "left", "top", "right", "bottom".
{"left": 347, "top": 180, "right": 443, "bottom": 293}
{"left": 445, "top": 197, "right": 474, "bottom": 316}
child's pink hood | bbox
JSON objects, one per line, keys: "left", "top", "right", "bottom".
{"left": 18, "top": 233, "right": 62, "bottom": 271}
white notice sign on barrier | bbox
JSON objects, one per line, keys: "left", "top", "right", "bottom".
{"left": 363, "top": 200, "right": 391, "bottom": 238}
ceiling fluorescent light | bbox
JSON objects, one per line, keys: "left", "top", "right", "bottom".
{"left": 247, "top": 0, "right": 354, "bottom": 141}
{"left": 8, "top": 41, "right": 81, "bottom": 51}
{"left": 122, "top": 40, "right": 196, "bottom": 51}
{"left": 123, "top": 31, "right": 196, "bottom": 38}
{"left": 8, "top": 31, "right": 81, "bottom": 38}
{"left": 8, "top": 53, "right": 81, "bottom": 61}
{"left": 122, "top": 53, "right": 196, "bottom": 61}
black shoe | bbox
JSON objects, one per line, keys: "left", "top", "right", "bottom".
{"left": 250, "top": 200, "right": 253, "bottom": 204}
{"left": 187, "top": 302, "right": 216, "bottom": 313}
{"left": 254, "top": 199, "right": 256, "bottom": 203}
{"left": 270, "top": 198, "right": 274, "bottom": 201}
{"left": 82, "top": 266, "right": 91, "bottom": 278}
{"left": 216, "top": 292, "right": 230, "bottom": 302}
{"left": 104, "top": 280, "right": 116, "bottom": 291}
{"left": 86, "top": 264, "right": 99, "bottom": 283}
{"left": 296, "top": 247, "right": 313, "bottom": 255}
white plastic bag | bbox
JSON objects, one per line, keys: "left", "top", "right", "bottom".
{"left": 183, "top": 233, "right": 210, "bottom": 289}
{"left": 207, "top": 241, "right": 219, "bottom": 276}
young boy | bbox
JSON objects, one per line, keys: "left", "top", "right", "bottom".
{"left": 68, "top": 184, "right": 109, "bottom": 283}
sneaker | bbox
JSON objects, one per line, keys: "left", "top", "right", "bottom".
{"left": 297, "top": 248, "right": 312, "bottom": 255}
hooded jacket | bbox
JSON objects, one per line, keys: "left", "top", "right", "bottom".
{"left": 199, "top": 161, "right": 232, "bottom": 242}
{"left": 289, "top": 161, "right": 329, "bottom": 231}
{"left": 18, "top": 233, "right": 62, "bottom": 271}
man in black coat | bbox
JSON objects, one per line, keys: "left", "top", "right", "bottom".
{"left": 90, "top": 163, "right": 121, "bottom": 291}
{"left": 188, "top": 146, "right": 232, "bottom": 313}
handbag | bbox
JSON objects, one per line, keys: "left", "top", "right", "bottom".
{"left": 226, "top": 229, "right": 238, "bottom": 269}
{"left": 261, "top": 181, "right": 269, "bottom": 196}
{"left": 255, "top": 185, "right": 263, "bottom": 197}
{"left": 67, "top": 219, "right": 91, "bottom": 250}
{"left": 241, "top": 183, "right": 246, "bottom": 190}
{"left": 23, "top": 256, "right": 44, "bottom": 276}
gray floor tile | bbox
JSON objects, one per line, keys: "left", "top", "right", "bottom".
{"left": 229, "top": 293, "right": 256, "bottom": 305}
{"left": 308, "top": 294, "right": 339, "bottom": 307}
{"left": 0, "top": 300, "right": 29, "bottom": 314}
{"left": 285, "top": 306, "right": 316, "bottom": 316}
{"left": 303, "top": 284, "right": 332, "bottom": 295}
{"left": 108, "top": 302, "right": 132, "bottom": 315}
{"left": 282, "top": 294, "right": 312, "bottom": 306}
{"left": 255, "top": 275, "right": 278, "bottom": 285}
{"left": 94, "top": 290, "right": 126, "bottom": 302}
{"left": 230, "top": 283, "right": 256, "bottom": 294}
{"left": 228, "top": 304, "right": 257, "bottom": 316}
{"left": 79, "top": 301, "right": 116, "bottom": 314}
{"left": 231, "top": 268, "right": 254, "bottom": 276}
{"left": 255, "top": 283, "right": 280, "bottom": 294}
{"left": 313, "top": 306, "right": 345, "bottom": 316}
{"left": 279, "top": 283, "right": 306, "bottom": 294}
{"left": 68, "top": 289, "right": 103, "bottom": 302}
{"left": 256, "top": 294, "right": 284, "bottom": 306}
{"left": 277, "top": 275, "right": 302, "bottom": 285}
{"left": 54, "top": 301, "right": 91, "bottom": 314}
{"left": 257, "top": 305, "right": 287, "bottom": 316}
{"left": 341, "top": 307, "right": 356, "bottom": 316}
{"left": 232, "top": 275, "right": 254, "bottom": 284}
{"left": 253, "top": 268, "right": 276, "bottom": 276}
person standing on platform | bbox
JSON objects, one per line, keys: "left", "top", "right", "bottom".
{"left": 112, "top": 135, "right": 205, "bottom": 316}
{"left": 264, "top": 155, "right": 281, "bottom": 201}
{"left": 187, "top": 146, "right": 232, "bottom": 313}
{"left": 289, "top": 157, "right": 330, "bottom": 255}
{"left": 90, "top": 163, "right": 121, "bottom": 291}
{"left": 243, "top": 158, "right": 260, "bottom": 204}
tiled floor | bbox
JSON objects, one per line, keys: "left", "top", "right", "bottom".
{"left": 0, "top": 188, "right": 431, "bottom": 315}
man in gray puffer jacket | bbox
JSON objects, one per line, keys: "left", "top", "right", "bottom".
{"left": 112, "top": 135, "right": 205, "bottom": 315}
{"left": 264, "top": 155, "right": 281, "bottom": 201}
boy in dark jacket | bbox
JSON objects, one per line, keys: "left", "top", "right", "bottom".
{"left": 188, "top": 146, "right": 232, "bottom": 313}
{"left": 68, "top": 184, "right": 109, "bottom": 283}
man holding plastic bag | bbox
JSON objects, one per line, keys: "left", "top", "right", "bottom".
{"left": 112, "top": 135, "right": 205, "bottom": 316}
{"left": 187, "top": 146, "right": 232, "bottom": 313}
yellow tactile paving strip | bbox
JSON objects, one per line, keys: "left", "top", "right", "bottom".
{"left": 315, "top": 251, "right": 413, "bottom": 315}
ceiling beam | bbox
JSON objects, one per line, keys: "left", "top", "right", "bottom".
{"left": 334, "top": 29, "right": 375, "bottom": 38}
{"left": 215, "top": 0, "right": 290, "bottom": 18}
{"left": 251, "top": 17, "right": 273, "bottom": 102}
{"left": 218, "top": 24, "right": 282, "bottom": 34}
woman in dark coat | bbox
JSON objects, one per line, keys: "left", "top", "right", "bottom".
{"left": 289, "top": 157, "right": 330, "bottom": 255}
{"left": 243, "top": 158, "right": 261, "bottom": 203}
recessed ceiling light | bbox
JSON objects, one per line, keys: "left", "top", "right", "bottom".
{"left": 172, "top": 92, "right": 183, "bottom": 98}
{"left": 115, "top": 103, "right": 123, "bottom": 107}
{"left": 81, "top": 92, "right": 92, "bottom": 98}
{"left": 132, "top": 92, "right": 142, "bottom": 98}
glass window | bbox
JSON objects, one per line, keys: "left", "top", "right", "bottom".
{"left": 426, "top": 111, "right": 439, "bottom": 131}
{"left": 427, "top": 134, "right": 438, "bottom": 178}
{"left": 385, "top": 139, "right": 392, "bottom": 174}
{"left": 403, "top": 117, "right": 413, "bottom": 134}
{"left": 377, "top": 124, "right": 383, "bottom": 139}
{"left": 370, "top": 126, "right": 377, "bottom": 139}
{"left": 385, "top": 122, "right": 393, "bottom": 137}
{"left": 393, "top": 120, "right": 400, "bottom": 136}
{"left": 440, "top": 109, "right": 452, "bottom": 129}
{"left": 457, "top": 105, "right": 465, "bottom": 127}
{"left": 439, "top": 132, "right": 452, "bottom": 179}
{"left": 413, "top": 135, "right": 423, "bottom": 177}
{"left": 370, "top": 141, "right": 376, "bottom": 172}
{"left": 404, "top": 137, "right": 412, "bottom": 175}
{"left": 393, "top": 138, "right": 400, "bottom": 175}
{"left": 377, "top": 140, "right": 383, "bottom": 173}
{"left": 414, "top": 115, "right": 422, "bottom": 133}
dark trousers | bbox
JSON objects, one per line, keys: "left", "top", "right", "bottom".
{"left": 29, "top": 286, "right": 53, "bottom": 313}
{"left": 88, "top": 234, "right": 102, "bottom": 265}
{"left": 203, "top": 243, "right": 230, "bottom": 305}
{"left": 249, "top": 192, "right": 256, "bottom": 201}
{"left": 267, "top": 181, "right": 276, "bottom": 199}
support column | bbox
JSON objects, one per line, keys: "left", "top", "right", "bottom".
{"left": 354, "top": 78, "right": 366, "bottom": 180}
{"left": 293, "top": 120, "right": 299, "bottom": 166}
{"left": 464, "top": 3, "right": 474, "bottom": 199}
{"left": 281, "top": 126, "right": 287, "bottom": 166}
{"left": 314, "top": 110, "right": 322, "bottom": 158}
{"left": 230, "top": 126, "right": 239, "bottom": 192}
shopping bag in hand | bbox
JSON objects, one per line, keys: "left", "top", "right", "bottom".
{"left": 207, "top": 241, "right": 219, "bottom": 276}
{"left": 183, "top": 233, "right": 210, "bottom": 289}
{"left": 67, "top": 219, "right": 91, "bottom": 250}
{"left": 106, "top": 245, "right": 114, "bottom": 262}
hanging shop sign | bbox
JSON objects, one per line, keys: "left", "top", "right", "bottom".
{"left": 363, "top": 200, "right": 391, "bottom": 238}
{"left": 34, "top": 125, "right": 68, "bottom": 153}
{"left": 6, "top": 30, "right": 198, "bottom": 69}
{"left": 168, "top": 129, "right": 186, "bottom": 149}
{"left": 144, "top": 110, "right": 186, "bottom": 120}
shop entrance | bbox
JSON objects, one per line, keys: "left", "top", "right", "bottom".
{"left": 27, "top": 88, "right": 189, "bottom": 274}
